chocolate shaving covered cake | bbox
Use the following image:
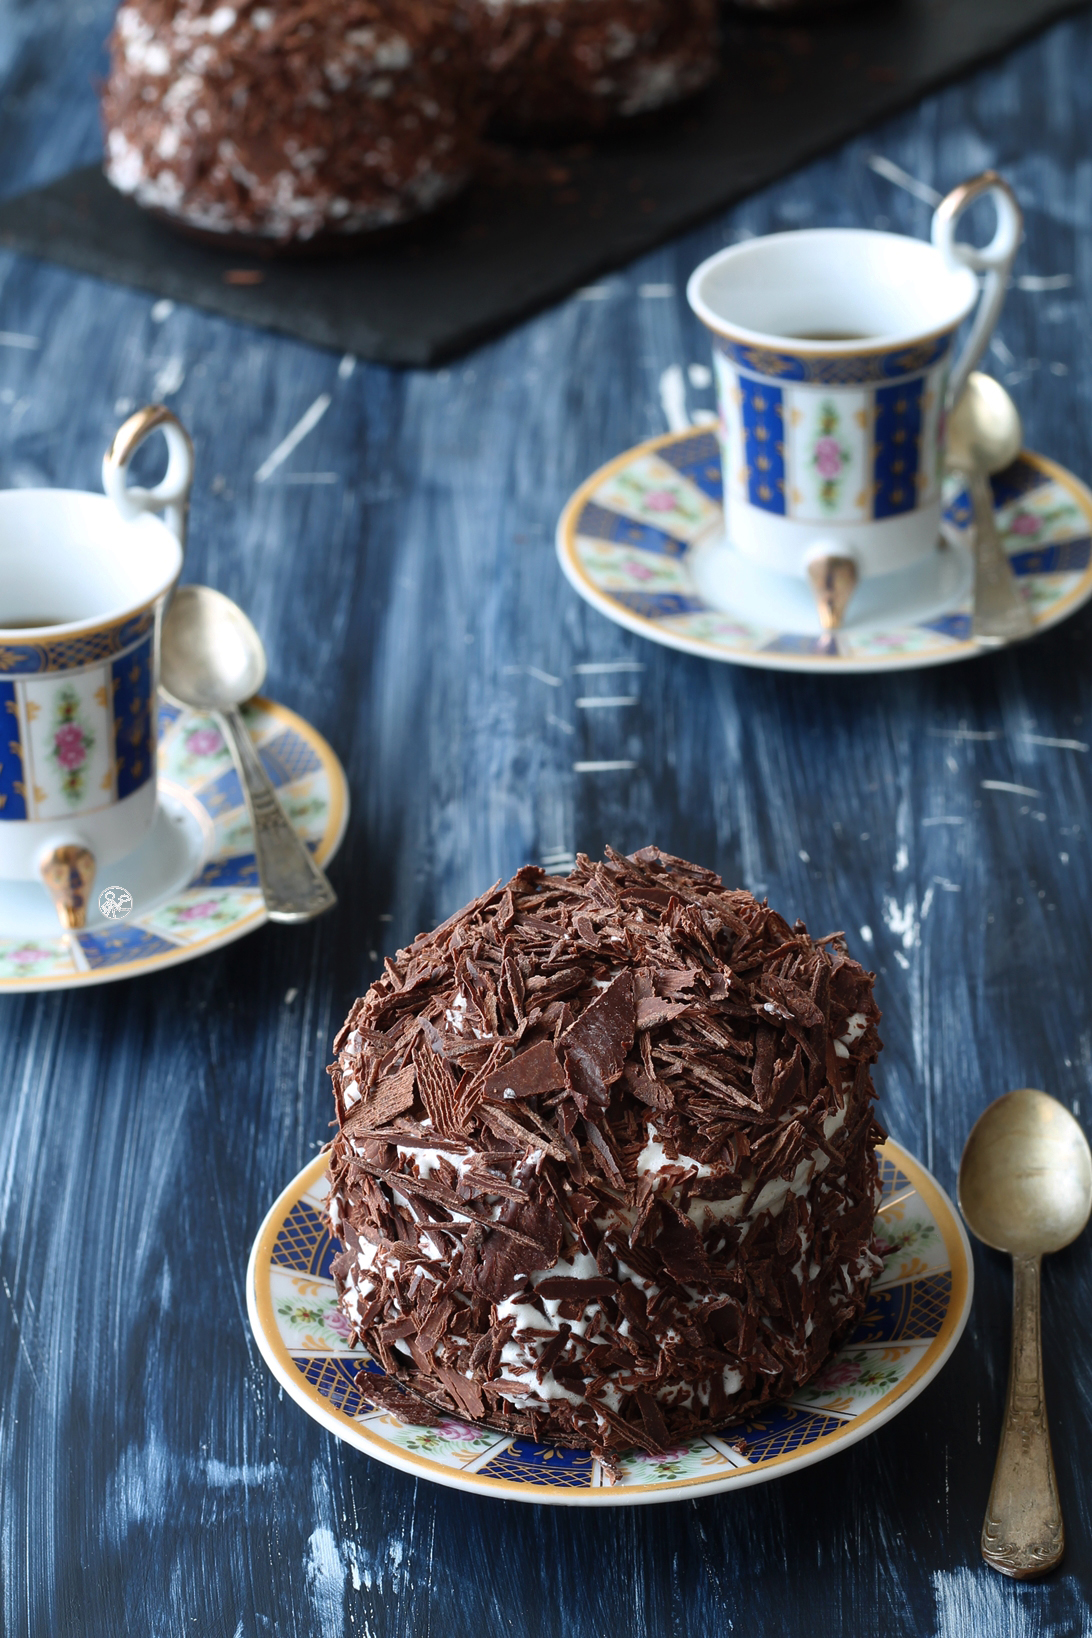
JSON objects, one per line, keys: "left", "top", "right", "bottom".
{"left": 102, "top": 0, "right": 481, "bottom": 243}
{"left": 326, "top": 847, "right": 884, "bottom": 1463}
{"left": 477, "top": 0, "right": 719, "bottom": 133}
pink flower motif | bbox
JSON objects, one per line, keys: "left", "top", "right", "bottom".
{"left": 186, "top": 726, "right": 224, "bottom": 757}
{"left": 626, "top": 563, "right": 655, "bottom": 582}
{"left": 814, "top": 436, "right": 843, "bottom": 480}
{"left": 54, "top": 723, "right": 87, "bottom": 770}
{"left": 644, "top": 488, "right": 679, "bottom": 513}
{"left": 176, "top": 899, "right": 220, "bottom": 922}
{"left": 12, "top": 947, "right": 52, "bottom": 966}
{"left": 1008, "top": 511, "right": 1040, "bottom": 536}
{"left": 437, "top": 1419, "right": 480, "bottom": 1441}
{"left": 326, "top": 1308, "right": 351, "bottom": 1337}
{"left": 812, "top": 1359, "right": 862, "bottom": 1391}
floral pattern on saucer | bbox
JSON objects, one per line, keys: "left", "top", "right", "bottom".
{"left": 0, "top": 693, "right": 347, "bottom": 991}
{"left": 248, "top": 1140, "right": 972, "bottom": 1505}
{"left": 557, "top": 432, "right": 1092, "bottom": 674}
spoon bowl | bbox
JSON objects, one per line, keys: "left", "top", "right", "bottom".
{"left": 958, "top": 1088, "right": 1092, "bottom": 1579}
{"left": 947, "top": 372, "right": 1024, "bottom": 477}
{"left": 959, "top": 1087, "right": 1092, "bottom": 1257}
{"left": 946, "top": 373, "right": 1031, "bottom": 643}
{"left": 161, "top": 584, "right": 267, "bottom": 711}
{"left": 160, "top": 583, "right": 336, "bottom": 924}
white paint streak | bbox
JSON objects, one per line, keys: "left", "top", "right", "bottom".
{"left": 658, "top": 364, "right": 690, "bottom": 432}
{"left": 305, "top": 1528, "right": 345, "bottom": 1638}
{"left": 867, "top": 154, "right": 942, "bottom": 205}
{"left": 573, "top": 760, "right": 638, "bottom": 772}
{"left": 151, "top": 355, "right": 185, "bottom": 398}
{"left": 640, "top": 283, "right": 675, "bottom": 297}
{"left": 0, "top": 331, "right": 39, "bottom": 349}
{"left": 575, "top": 695, "right": 637, "bottom": 709}
{"left": 1016, "top": 272, "right": 1073, "bottom": 290}
{"left": 1023, "top": 734, "right": 1088, "bottom": 751}
{"left": 503, "top": 664, "right": 561, "bottom": 687}
{"left": 572, "top": 660, "right": 644, "bottom": 674}
{"left": 981, "top": 780, "right": 1041, "bottom": 796}
{"left": 255, "top": 393, "right": 332, "bottom": 482}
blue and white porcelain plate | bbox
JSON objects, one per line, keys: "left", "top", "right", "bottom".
{"left": 556, "top": 431, "right": 1092, "bottom": 673}
{"left": 0, "top": 693, "right": 348, "bottom": 990}
{"left": 247, "top": 1140, "right": 973, "bottom": 1506}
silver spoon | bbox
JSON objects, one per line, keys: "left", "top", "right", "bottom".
{"left": 946, "top": 372, "right": 1032, "bottom": 644}
{"left": 958, "top": 1088, "right": 1092, "bottom": 1579}
{"left": 161, "top": 585, "right": 337, "bottom": 924}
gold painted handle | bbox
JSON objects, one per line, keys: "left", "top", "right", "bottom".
{"left": 102, "top": 404, "right": 195, "bottom": 550}
{"left": 38, "top": 844, "right": 96, "bottom": 931}
{"left": 982, "top": 1254, "right": 1064, "bottom": 1578}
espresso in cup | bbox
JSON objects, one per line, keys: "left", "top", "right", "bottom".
{"left": 686, "top": 173, "right": 1022, "bottom": 583}
{"left": 0, "top": 406, "right": 193, "bottom": 927}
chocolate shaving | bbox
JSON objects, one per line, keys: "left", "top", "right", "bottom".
{"left": 325, "top": 846, "right": 884, "bottom": 1468}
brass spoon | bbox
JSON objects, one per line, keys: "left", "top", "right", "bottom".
{"left": 958, "top": 1088, "right": 1092, "bottom": 1578}
{"left": 946, "top": 372, "right": 1031, "bottom": 644}
{"left": 161, "top": 585, "right": 337, "bottom": 924}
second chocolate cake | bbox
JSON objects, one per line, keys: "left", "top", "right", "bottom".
{"left": 326, "top": 846, "right": 884, "bottom": 1463}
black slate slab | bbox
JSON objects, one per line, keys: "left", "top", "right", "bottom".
{"left": 0, "top": 0, "right": 1083, "bottom": 365}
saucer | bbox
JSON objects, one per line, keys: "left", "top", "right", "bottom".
{"left": 246, "top": 1140, "right": 971, "bottom": 1507}
{"left": 0, "top": 693, "right": 348, "bottom": 991}
{"left": 556, "top": 430, "right": 1092, "bottom": 673}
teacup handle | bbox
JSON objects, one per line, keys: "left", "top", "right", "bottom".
{"left": 102, "top": 405, "right": 194, "bottom": 551}
{"left": 931, "top": 172, "right": 1023, "bottom": 410}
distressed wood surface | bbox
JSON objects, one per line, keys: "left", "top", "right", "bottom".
{"left": 2, "top": 5, "right": 1092, "bottom": 1635}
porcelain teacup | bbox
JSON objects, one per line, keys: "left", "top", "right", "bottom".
{"left": 0, "top": 406, "right": 193, "bottom": 926}
{"left": 686, "top": 172, "right": 1022, "bottom": 584}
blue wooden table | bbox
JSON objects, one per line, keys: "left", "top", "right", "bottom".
{"left": 3, "top": 6, "right": 1092, "bottom": 1634}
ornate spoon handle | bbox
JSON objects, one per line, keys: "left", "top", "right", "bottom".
{"left": 220, "top": 705, "right": 337, "bottom": 924}
{"left": 982, "top": 1253, "right": 1064, "bottom": 1578}
{"left": 968, "top": 468, "right": 1033, "bottom": 643}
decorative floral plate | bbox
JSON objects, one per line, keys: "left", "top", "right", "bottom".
{"left": 0, "top": 693, "right": 348, "bottom": 991}
{"left": 556, "top": 430, "right": 1092, "bottom": 673}
{"left": 247, "top": 1139, "right": 972, "bottom": 1506}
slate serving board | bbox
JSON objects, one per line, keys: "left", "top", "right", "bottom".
{"left": 0, "top": 0, "right": 1083, "bottom": 366}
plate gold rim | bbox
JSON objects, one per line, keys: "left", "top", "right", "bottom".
{"left": 555, "top": 430, "right": 1092, "bottom": 675}
{"left": 246, "top": 1138, "right": 973, "bottom": 1507}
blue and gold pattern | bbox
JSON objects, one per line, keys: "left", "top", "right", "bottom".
{"left": 111, "top": 634, "right": 155, "bottom": 800}
{"left": 293, "top": 1357, "right": 373, "bottom": 1418}
{"left": 872, "top": 379, "right": 925, "bottom": 518}
{"left": 0, "top": 680, "right": 26, "bottom": 820}
{"left": 731, "top": 1405, "right": 846, "bottom": 1462}
{"left": 559, "top": 430, "right": 1092, "bottom": 674}
{"left": 274, "top": 1200, "right": 339, "bottom": 1279}
{"left": 194, "top": 729, "right": 317, "bottom": 820}
{"left": 76, "top": 925, "right": 177, "bottom": 968}
{"left": 0, "top": 607, "right": 155, "bottom": 676}
{"left": 253, "top": 1138, "right": 971, "bottom": 1503}
{"left": 712, "top": 331, "right": 952, "bottom": 386}
{"left": 475, "top": 1443, "right": 595, "bottom": 1489}
{"left": 739, "top": 376, "right": 786, "bottom": 513}
{"left": 575, "top": 502, "right": 689, "bottom": 560}
{"left": 657, "top": 431, "right": 724, "bottom": 501}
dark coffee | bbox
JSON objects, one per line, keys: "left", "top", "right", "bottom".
{"left": 0, "top": 615, "right": 70, "bottom": 629}
{"left": 783, "top": 331, "right": 876, "bottom": 342}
